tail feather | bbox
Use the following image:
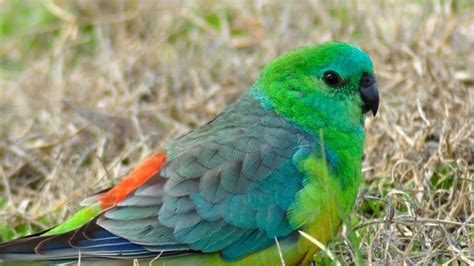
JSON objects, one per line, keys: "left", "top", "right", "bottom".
{"left": 0, "top": 218, "right": 167, "bottom": 261}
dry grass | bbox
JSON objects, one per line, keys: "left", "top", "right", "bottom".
{"left": 0, "top": 0, "right": 472, "bottom": 264}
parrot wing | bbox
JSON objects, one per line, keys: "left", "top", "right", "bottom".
{"left": 0, "top": 94, "right": 319, "bottom": 261}
{"left": 99, "top": 94, "right": 318, "bottom": 260}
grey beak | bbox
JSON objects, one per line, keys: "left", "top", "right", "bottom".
{"left": 360, "top": 74, "right": 379, "bottom": 116}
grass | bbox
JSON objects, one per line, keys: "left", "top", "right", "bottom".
{"left": 0, "top": 0, "right": 472, "bottom": 264}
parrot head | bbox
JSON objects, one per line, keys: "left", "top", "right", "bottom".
{"left": 254, "top": 42, "right": 379, "bottom": 132}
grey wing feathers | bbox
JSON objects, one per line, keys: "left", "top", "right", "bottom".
{"left": 98, "top": 93, "right": 315, "bottom": 259}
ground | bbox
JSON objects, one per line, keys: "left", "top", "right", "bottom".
{"left": 0, "top": 1, "right": 472, "bottom": 264}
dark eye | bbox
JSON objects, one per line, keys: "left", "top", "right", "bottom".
{"left": 322, "top": 71, "right": 344, "bottom": 87}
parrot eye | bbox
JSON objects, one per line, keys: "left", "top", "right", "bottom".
{"left": 322, "top": 71, "right": 344, "bottom": 87}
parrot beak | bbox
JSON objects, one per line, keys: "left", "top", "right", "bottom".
{"left": 360, "top": 74, "right": 379, "bottom": 116}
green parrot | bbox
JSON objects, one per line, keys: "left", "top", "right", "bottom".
{"left": 0, "top": 42, "right": 378, "bottom": 265}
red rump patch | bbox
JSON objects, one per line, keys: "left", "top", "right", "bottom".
{"left": 100, "top": 152, "right": 167, "bottom": 209}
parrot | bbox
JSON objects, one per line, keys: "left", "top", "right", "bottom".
{"left": 0, "top": 42, "right": 379, "bottom": 266}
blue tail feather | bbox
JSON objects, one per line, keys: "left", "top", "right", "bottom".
{"left": 0, "top": 218, "right": 191, "bottom": 261}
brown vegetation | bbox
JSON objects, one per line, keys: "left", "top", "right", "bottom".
{"left": 0, "top": 1, "right": 472, "bottom": 264}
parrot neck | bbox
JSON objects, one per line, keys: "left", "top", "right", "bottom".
{"left": 248, "top": 84, "right": 365, "bottom": 177}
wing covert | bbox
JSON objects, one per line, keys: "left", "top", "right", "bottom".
{"left": 98, "top": 94, "right": 317, "bottom": 260}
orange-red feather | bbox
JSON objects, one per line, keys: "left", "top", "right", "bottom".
{"left": 100, "top": 152, "right": 167, "bottom": 209}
